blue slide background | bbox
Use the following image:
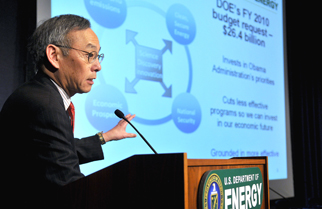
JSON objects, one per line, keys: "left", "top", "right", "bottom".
{"left": 52, "top": 0, "right": 286, "bottom": 180}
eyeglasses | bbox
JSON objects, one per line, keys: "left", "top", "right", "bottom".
{"left": 55, "top": 44, "right": 104, "bottom": 64}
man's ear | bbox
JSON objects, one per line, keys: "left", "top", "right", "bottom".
{"left": 46, "top": 44, "right": 60, "bottom": 69}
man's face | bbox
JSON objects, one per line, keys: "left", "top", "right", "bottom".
{"left": 58, "top": 28, "right": 102, "bottom": 97}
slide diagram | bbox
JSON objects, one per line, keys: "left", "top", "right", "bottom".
{"left": 84, "top": 0, "right": 201, "bottom": 133}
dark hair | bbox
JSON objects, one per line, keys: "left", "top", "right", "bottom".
{"left": 29, "top": 14, "right": 91, "bottom": 70}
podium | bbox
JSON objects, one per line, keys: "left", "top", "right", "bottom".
{"left": 62, "top": 153, "right": 270, "bottom": 209}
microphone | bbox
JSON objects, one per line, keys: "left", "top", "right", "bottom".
{"left": 114, "top": 109, "right": 158, "bottom": 154}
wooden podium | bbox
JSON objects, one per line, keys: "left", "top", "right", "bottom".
{"left": 62, "top": 153, "right": 270, "bottom": 209}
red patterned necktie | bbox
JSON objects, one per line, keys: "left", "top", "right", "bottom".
{"left": 67, "top": 102, "right": 75, "bottom": 133}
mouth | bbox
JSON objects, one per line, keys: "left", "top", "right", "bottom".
{"left": 87, "top": 78, "right": 95, "bottom": 85}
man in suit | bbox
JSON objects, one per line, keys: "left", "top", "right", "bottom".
{"left": 0, "top": 14, "right": 136, "bottom": 206}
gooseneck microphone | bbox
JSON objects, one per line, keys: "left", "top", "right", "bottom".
{"left": 114, "top": 109, "right": 158, "bottom": 154}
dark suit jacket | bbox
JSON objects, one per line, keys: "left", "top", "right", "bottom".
{"left": 0, "top": 71, "right": 104, "bottom": 206}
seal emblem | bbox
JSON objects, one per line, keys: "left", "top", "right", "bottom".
{"left": 201, "top": 172, "right": 224, "bottom": 209}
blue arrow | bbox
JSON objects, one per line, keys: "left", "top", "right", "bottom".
{"left": 161, "top": 39, "right": 172, "bottom": 54}
{"left": 126, "top": 30, "right": 138, "bottom": 46}
{"left": 125, "top": 77, "right": 139, "bottom": 94}
{"left": 160, "top": 82, "right": 172, "bottom": 98}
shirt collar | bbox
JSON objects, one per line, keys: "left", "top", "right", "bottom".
{"left": 50, "top": 79, "right": 71, "bottom": 111}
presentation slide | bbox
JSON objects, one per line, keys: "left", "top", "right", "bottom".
{"left": 52, "top": 0, "right": 286, "bottom": 180}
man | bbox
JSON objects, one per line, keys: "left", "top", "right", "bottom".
{"left": 0, "top": 14, "right": 136, "bottom": 206}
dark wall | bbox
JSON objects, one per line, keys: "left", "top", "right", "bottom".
{"left": 0, "top": 0, "right": 321, "bottom": 207}
{"left": 0, "top": 0, "right": 36, "bottom": 107}
{"left": 285, "top": 0, "right": 321, "bottom": 207}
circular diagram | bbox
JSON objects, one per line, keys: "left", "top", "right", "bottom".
{"left": 85, "top": 0, "right": 201, "bottom": 133}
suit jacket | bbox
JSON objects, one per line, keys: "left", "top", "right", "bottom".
{"left": 0, "top": 71, "right": 104, "bottom": 206}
